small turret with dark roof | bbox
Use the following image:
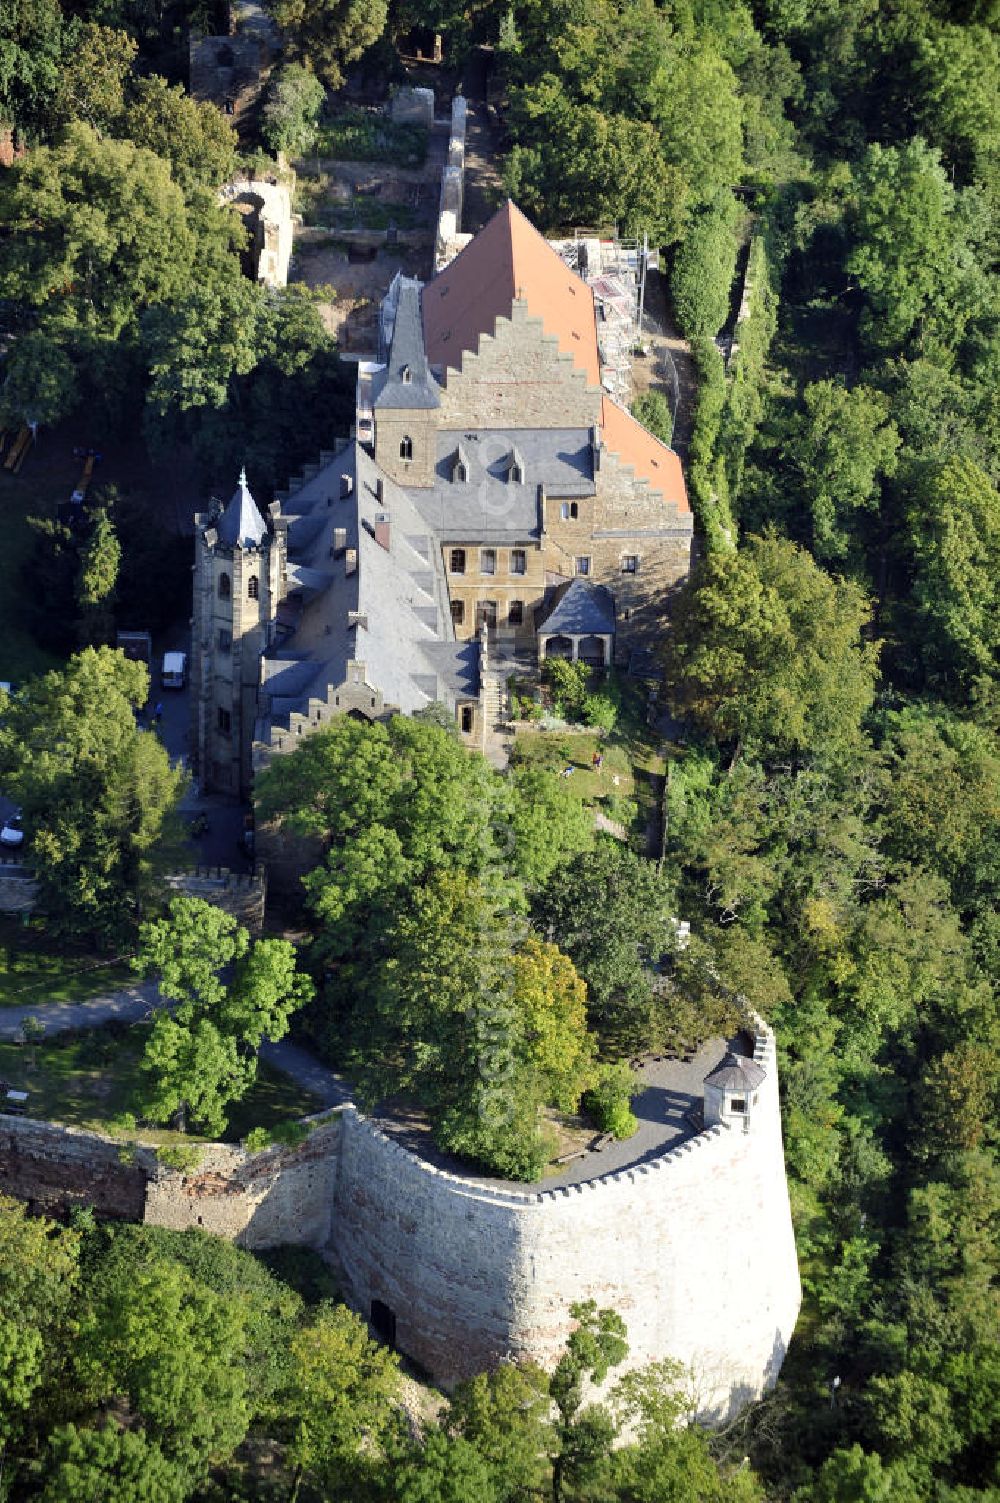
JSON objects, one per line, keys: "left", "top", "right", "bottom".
{"left": 704, "top": 1050, "right": 767, "bottom": 1130}
{"left": 216, "top": 466, "right": 268, "bottom": 549}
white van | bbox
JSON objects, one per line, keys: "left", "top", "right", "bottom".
{"left": 161, "top": 652, "right": 187, "bottom": 689}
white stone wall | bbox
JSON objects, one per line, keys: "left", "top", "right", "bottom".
{"left": 329, "top": 1016, "right": 801, "bottom": 1418}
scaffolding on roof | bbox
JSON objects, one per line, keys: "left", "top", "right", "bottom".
{"left": 548, "top": 228, "right": 649, "bottom": 406}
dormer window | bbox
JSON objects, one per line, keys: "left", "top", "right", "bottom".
{"left": 400, "top": 436, "right": 413, "bottom": 462}
{"left": 402, "top": 365, "right": 412, "bottom": 384}
{"left": 454, "top": 460, "right": 467, "bottom": 482}
{"left": 509, "top": 463, "right": 523, "bottom": 484}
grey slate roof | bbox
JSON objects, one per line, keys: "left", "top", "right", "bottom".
{"left": 406, "top": 428, "right": 594, "bottom": 542}
{"left": 217, "top": 468, "right": 267, "bottom": 549}
{"left": 259, "top": 442, "right": 478, "bottom": 741}
{"left": 373, "top": 278, "right": 440, "bottom": 411}
{"left": 704, "top": 1053, "right": 767, "bottom": 1092}
{"left": 538, "top": 577, "right": 616, "bottom": 637}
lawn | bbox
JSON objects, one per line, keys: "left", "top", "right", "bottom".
{"left": 0, "top": 939, "right": 132, "bottom": 1008}
{"left": 0, "top": 468, "right": 63, "bottom": 684}
{"left": 508, "top": 672, "right": 668, "bottom": 848}
{"left": 0, "top": 1024, "right": 321, "bottom": 1145}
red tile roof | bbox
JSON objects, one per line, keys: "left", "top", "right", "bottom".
{"left": 423, "top": 200, "right": 601, "bottom": 386}
{"left": 601, "top": 396, "right": 690, "bottom": 515}
{"left": 422, "top": 200, "right": 689, "bottom": 516}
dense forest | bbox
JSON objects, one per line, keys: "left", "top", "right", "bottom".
{"left": 1, "top": 0, "right": 998, "bottom": 1499}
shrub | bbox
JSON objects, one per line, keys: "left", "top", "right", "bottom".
{"left": 543, "top": 659, "right": 590, "bottom": 720}
{"left": 631, "top": 389, "right": 674, "bottom": 445}
{"left": 670, "top": 189, "right": 743, "bottom": 338}
{"left": 269, "top": 1118, "right": 311, "bottom": 1148}
{"left": 156, "top": 1143, "right": 203, "bottom": 1173}
{"left": 584, "top": 1062, "right": 638, "bottom": 1139}
{"left": 244, "top": 1126, "right": 271, "bottom": 1153}
{"left": 582, "top": 693, "right": 617, "bottom": 732}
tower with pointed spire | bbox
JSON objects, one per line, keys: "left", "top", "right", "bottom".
{"left": 191, "top": 468, "right": 285, "bottom": 797}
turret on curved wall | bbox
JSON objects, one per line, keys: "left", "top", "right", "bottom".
{"left": 328, "top": 1013, "right": 801, "bottom": 1421}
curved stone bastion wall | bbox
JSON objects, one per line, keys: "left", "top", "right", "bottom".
{"left": 328, "top": 1016, "right": 801, "bottom": 1421}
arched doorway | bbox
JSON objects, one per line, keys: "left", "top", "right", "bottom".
{"left": 543, "top": 635, "right": 573, "bottom": 659}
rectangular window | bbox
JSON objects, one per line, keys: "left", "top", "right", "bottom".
{"left": 460, "top": 705, "right": 474, "bottom": 734}
{"left": 730, "top": 1098, "right": 746, "bottom": 1114}
{"left": 510, "top": 548, "right": 526, "bottom": 575}
{"left": 508, "top": 600, "right": 524, "bottom": 626}
{"left": 218, "top": 629, "right": 232, "bottom": 652}
{"left": 621, "top": 555, "right": 639, "bottom": 574}
{"left": 450, "top": 548, "right": 466, "bottom": 574}
{"left": 476, "top": 600, "right": 498, "bottom": 630}
{"left": 480, "top": 548, "right": 496, "bottom": 575}
{"left": 575, "top": 556, "right": 591, "bottom": 576}
{"left": 217, "top": 707, "right": 231, "bottom": 734}
{"left": 450, "top": 599, "right": 465, "bottom": 626}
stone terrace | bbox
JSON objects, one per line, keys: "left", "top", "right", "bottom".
{"left": 373, "top": 1032, "right": 753, "bottom": 1196}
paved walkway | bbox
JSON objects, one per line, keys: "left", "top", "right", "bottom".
{"left": 0, "top": 981, "right": 163, "bottom": 1041}
{"left": 259, "top": 1040, "right": 351, "bottom": 1108}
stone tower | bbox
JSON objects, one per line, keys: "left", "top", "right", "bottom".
{"left": 191, "top": 469, "right": 283, "bottom": 797}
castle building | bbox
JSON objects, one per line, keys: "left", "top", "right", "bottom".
{"left": 192, "top": 202, "right": 693, "bottom": 795}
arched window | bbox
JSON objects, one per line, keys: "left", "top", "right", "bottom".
{"left": 399, "top": 435, "right": 413, "bottom": 461}
{"left": 401, "top": 365, "right": 412, "bottom": 384}
{"left": 218, "top": 572, "right": 231, "bottom": 600}
{"left": 247, "top": 574, "right": 259, "bottom": 600}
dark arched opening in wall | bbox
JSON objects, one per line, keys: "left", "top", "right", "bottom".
{"left": 578, "top": 634, "right": 606, "bottom": 666}
{"left": 543, "top": 635, "right": 573, "bottom": 659}
{"left": 371, "top": 1299, "right": 397, "bottom": 1348}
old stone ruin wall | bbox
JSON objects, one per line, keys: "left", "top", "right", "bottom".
{"left": 0, "top": 1014, "right": 800, "bottom": 1421}
{"left": 0, "top": 1112, "right": 340, "bottom": 1247}
{"left": 0, "top": 863, "right": 265, "bottom": 932}
{"left": 434, "top": 94, "right": 470, "bottom": 272}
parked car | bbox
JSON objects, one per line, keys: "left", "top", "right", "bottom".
{"left": 0, "top": 813, "right": 24, "bottom": 847}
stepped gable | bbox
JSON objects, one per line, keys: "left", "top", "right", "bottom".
{"left": 422, "top": 199, "right": 601, "bottom": 386}
{"left": 600, "top": 395, "right": 690, "bottom": 516}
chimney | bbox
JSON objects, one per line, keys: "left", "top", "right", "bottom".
{"left": 345, "top": 548, "right": 357, "bottom": 576}
{"left": 374, "top": 512, "right": 391, "bottom": 551}
{"left": 340, "top": 473, "right": 353, "bottom": 499}
{"left": 375, "top": 477, "right": 384, "bottom": 504}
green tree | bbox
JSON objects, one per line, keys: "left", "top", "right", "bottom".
{"left": 846, "top": 139, "right": 984, "bottom": 354}
{"left": 446, "top": 1362, "right": 552, "bottom": 1503}
{"left": 511, "top": 937, "right": 595, "bottom": 1112}
{"left": 395, "top": 1430, "right": 499, "bottom": 1503}
{"left": 670, "top": 190, "right": 742, "bottom": 338}
{"left": 75, "top": 504, "right": 121, "bottom": 646}
{"left": 532, "top": 839, "right": 676, "bottom": 1052}
{"left": 262, "top": 62, "right": 327, "bottom": 156}
{"left": 0, "top": 124, "right": 196, "bottom": 340}
{"left": 631, "top": 389, "right": 674, "bottom": 446}
{"left": 133, "top": 897, "right": 313, "bottom": 1133}
{"left": 123, "top": 74, "right": 237, "bottom": 192}
{"left": 0, "top": 648, "right": 185, "bottom": 943}
{"left": 550, "top": 1301, "right": 628, "bottom": 1503}
{"left": 507, "top": 766, "right": 594, "bottom": 887}
{"left": 782, "top": 380, "right": 900, "bottom": 564}
{"left": 76, "top": 1254, "right": 250, "bottom": 1477}
{"left": 270, "top": 0, "right": 388, "bottom": 88}
{"left": 142, "top": 273, "right": 263, "bottom": 415}
{"left": 662, "top": 533, "right": 878, "bottom": 759}
{"left": 38, "top": 1425, "right": 188, "bottom": 1503}
{"left": 906, "top": 457, "right": 1000, "bottom": 689}
{"left": 0, "top": 1195, "right": 80, "bottom": 1443}
{"left": 650, "top": 41, "right": 745, "bottom": 207}
{"left": 0, "top": 0, "right": 65, "bottom": 137}
{"left": 58, "top": 22, "right": 137, "bottom": 133}
{"left": 0, "top": 327, "right": 78, "bottom": 428}
{"left": 284, "top": 1303, "right": 400, "bottom": 1502}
